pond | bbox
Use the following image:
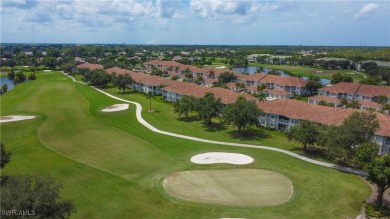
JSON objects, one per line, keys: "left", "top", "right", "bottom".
{"left": 232, "top": 66, "right": 330, "bottom": 85}
{"left": 0, "top": 77, "right": 14, "bottom": 92}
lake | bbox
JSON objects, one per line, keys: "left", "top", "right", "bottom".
{"left": 1, "top": 77, "right": 14, "bottom": 92}
{"left": 232, "top": 66, "right": 330, "bottom": 85}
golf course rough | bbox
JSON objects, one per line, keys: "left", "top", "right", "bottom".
{"left": 163, "top": 169, "right": 293, "bottom": 207}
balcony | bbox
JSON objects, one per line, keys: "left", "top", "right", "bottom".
{"left": 278, "top": 119, "right": 290, "bottom": 124}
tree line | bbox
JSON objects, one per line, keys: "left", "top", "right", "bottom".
{"left": 80, "top": 69, "right": 133, "bottom": 92}
{"left": 174, "top": 94, "right": 263, "bottom": 132}
{"left": 286, "top": 112, "right": 390, "bottom": 212}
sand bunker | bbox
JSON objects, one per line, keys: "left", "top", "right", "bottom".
{"left": 191, "top": 152, "right": 254, "bottom": 165}
{"left": 101, "top": 104, "right": 129, "bottom": 112}
{"left": 0, "top": 115, "right": 36, "bottom": 123}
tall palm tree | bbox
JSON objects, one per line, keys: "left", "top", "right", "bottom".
{"left": 146, "top": 91, "right": 155, "bottom": 112}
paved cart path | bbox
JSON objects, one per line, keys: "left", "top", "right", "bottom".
{"left": 64, "top": 72, "right": 367, "bottom": 177}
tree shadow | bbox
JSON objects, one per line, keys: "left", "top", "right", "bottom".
{"left": 177, "top": 116, "right": 199, "bottom": 123}
{"left": 204, "top": 122, "right": 228, "bottom": 132}
{"left": 291, "top": 146, "right": 329, "bottom": 160}
{"left": 115, "top": 90, "right": 137, "bottom": 95}
{"left": 228, "top": 128, "right": 270, "bottom": 141}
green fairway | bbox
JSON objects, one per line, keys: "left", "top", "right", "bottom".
{"left": 0, "top": 71, "right": 371, "bottom": 218}
{"left": 250, "top": 63, "right": 367, "bottom": 82}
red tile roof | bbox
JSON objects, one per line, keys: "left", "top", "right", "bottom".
{"left": 263, "top": 89, "right": 293, "bottom": 95}
{"left": 130, "top": 72, "right": 178, "bottom": 87}
{"left": 376, "top": 113, "right": 390, "bottom": 136}
{"left": 356, "top": 84, "right": 390, "bottom": 98}
{"left": 245, "top": 85, "right": 258, "bottom": 91}
{"left": 162, "top": 82, "right": 257, "bottom": 105}
{"left": 257, "top": 99, "right": 390, "bottom": 137}
{"left": 106, "top": 67, "right": 178, "bottom": 87}
{"left": 204, "top": 78, "right": 217, "bottom": 83}
{"left": 226, "top": 82, "right": 237, "bottom": 88}
{"left": 106, "top": 67, "right": 133, "bottom": 75}
{"left": 76, "top": 62, "right": 104, "bottom": 70}
{"left": 358, "top": 100, "right": 383, "bottom": 109}
{"left": 309, "top": 95, "right": 341, "bottom": 103}
{"left": 319, "top": 82, "right": 390, "bottom": 98}
{"left": 260, "top": 75, "right": 307, "bottom": 87}
{"left": 239, "top": 73, "right": 267, "bottom": 82}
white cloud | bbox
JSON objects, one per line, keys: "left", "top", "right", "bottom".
{"left": 156, "top": 0, "right": 184, "bottom": 19}
{"left": 354, "top": 3, "right": 378, "bottom": 20}
{"left": 189, "top": 0, "right": 292, "bottom": 23}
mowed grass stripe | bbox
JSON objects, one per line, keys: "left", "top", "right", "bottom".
{"left": 16, "top": 73, "right": 175, "bottom": 181}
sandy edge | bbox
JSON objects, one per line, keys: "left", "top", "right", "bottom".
{"left": 191, "top": 152, "right": 254, "bottom": 165}
{"left": 0, "top": 115, "right": 36, "bottom": 123}
{"left": 101, "top": 104, "right": 129, "bottom": 112}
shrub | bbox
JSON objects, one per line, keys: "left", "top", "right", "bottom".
{"left": 365, "top": 203, "right": 389, "bottom": 218}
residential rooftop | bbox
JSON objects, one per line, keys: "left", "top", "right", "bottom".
{"left": 257, "top": 99, "right": 390, "bottom": 137}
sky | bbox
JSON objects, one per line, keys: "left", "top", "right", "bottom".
{"left": 1, "top": 0, "right": 389, "bottom": 46}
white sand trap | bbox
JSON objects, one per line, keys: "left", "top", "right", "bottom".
{"left": 191, "top": 152, "right": 253, "bottom": 165}
{"left": 0, "top": 115, "right": 36, "bottom": 123}
{"left": 101, "top": 104, "right": 129, "bottom": 112}
{"left": 43, "top": 70, "right": 52, "bottom": 72}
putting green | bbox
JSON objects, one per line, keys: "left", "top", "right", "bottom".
{"left": 163, "top": 169, "right": 293, "bottom": 207}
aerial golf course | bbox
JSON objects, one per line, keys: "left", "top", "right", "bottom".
{"left": 1, "top": 71, "right": 370, "bottom": 218}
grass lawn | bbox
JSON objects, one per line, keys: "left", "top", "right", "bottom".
{"left": 250, "top": 63, "right": 367, "bottom": 82}
{"left": 102, "top": 86, "right": 310, "bottom": 154}
{"left": 0, "top": 71, "right": 9, "bottom": 78}
{"left": 1, "top": 71, "right": 370, "bottom": 218}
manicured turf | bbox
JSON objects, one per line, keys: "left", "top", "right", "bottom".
{"left": 250, "top": 63, "right": 367, "bottom": 82}
{"left": 1, "top": 71, "right": 371, "bottom": 218}
{"left": 102, "top": 86, "right": 303, "bottom": 153}
{"left": 164, "top": 169, "right": 293, "bottom": 207}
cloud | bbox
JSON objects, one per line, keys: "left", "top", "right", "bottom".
{"left": 1, "top": 0, "right": 38, "bottom": 9}
{"left": 156, "top": 0, "right": 184, "bottom": 19}
{"left": 190, "top": 0, "right": 251, "bottom": 18}
{"left": 189, "top": 0, "right": 288, "bottom": 23}
{"left": 354, "top": 3, "right": 378, "bottom": 20}
{"left": 23, "top": 12, "right": 53, "bottom": 22}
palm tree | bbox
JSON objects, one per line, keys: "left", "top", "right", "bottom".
{"left": 257, "top": 83, "right": 266, "bottom": 93}
{"left": 146, "top": 91, "right": 155, "bottom": 112}
{"left": 209, "top": 70, "right": 215, "bottom": 79}
{"left": 376, "top": 95, "right": 388, "bottom": 105}
{"left": 1, "top": 84, "right": 8, "bottom": 94}
{"left": 347, "top": 100, "right": 361, "bottom": 109}
{"left": 340, "top": 98, "right": 348, "bottom": 107}
{"left": 382, "top": 103, "right": 390, "bottom": 111}
{"left": 257, "top": 92, "right": 266, "bottom": 102}
{"left": 256, "top": 67, "right": 263, "bottom": 73}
